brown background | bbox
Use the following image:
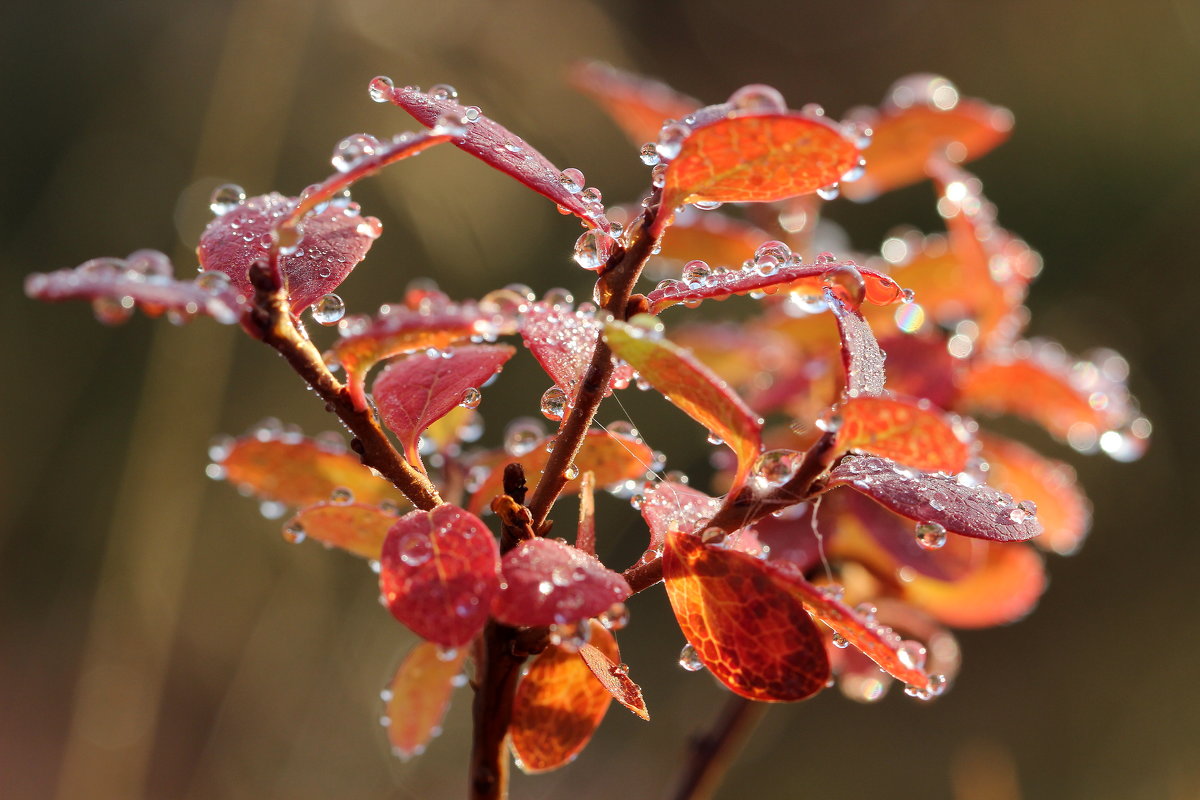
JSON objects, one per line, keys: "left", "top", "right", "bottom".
{"left": 2, "top": 1, "right": 1197, "bottom": 798}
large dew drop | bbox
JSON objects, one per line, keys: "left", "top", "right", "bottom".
{"left": 678, "top": 643, "right": 705, "bottom": 672}
{"left": 540, "top": 386, "right": 569, "bottom": 421}
{"left": 504, "top": 418, "right": 543, "bottom": 457}
{"left": 209, "top": 183, "right": 246, "bottom": 216}
{"left": 311, "top": 293, "right": 346, "bottom": 325}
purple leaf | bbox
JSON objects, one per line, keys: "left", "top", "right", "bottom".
{"left": 25, "top": 250, "right": 246, "bottom": 325}
{"left": 374, "top": 344, "right": 516, "bottom": 466}
{"left": 520, "top": 302, "right": 636, "bottom": 395}
{"left": 826, "top": 454, "right": 1043, "bottom": 543}
{"left": 827, "top": 288, "right": 886, "bottom": 398}
{"left": 386, "top": 85, "right": 597, "bottom": 225}
{"left": 197, "top": 192, "right": 381, "bottom": 313}
{"left": 492, "top": 538, "right": 631, "bottom": 627}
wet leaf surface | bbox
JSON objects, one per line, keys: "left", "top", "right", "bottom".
{"left": 283, "top": 501, "right": 400, "bottom": 559}
{"left": 384, "top": 642, "right": 468, "bottom": 760}
{"left": 836, "top": 395, "right": 972, "bottom": 474}
{"left": 493, "top": 538, "right": 630, "bottom": 627}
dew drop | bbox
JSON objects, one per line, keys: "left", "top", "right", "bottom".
{"left": 564, "top": 463, "right": 580, "bottom": 481}
{"left": 753, "top": 449, "right": 801, "bottom": 485}
{"left": 656, "top": 122, "right": 689, "bottom": 161}
{"left": 540, "top": 386, "right": 569, "bottom": 420}
{"left": 460, "top": 387, "right": 482, "bottom": 409}
{"left": 504, "top": 418, "right": 543, "bottom": 457}
{"left": 397, "top": 532, "right": 432, "bottom": 566}
{"left": 429, "top": 83, "right": 458, "bottom": 100}
{"left": 209, "top": 183, "right": 246, "bottom": 216}
{"left": 728, "top": 84, "right": 787, "bottom": 113}
{"left": 368, "top": 75, "right": 394, "bottom": 103}
{"left": 822, "top": 264, "right": 866, "bottom": 310}
{"left": 558, "top": 168, "right": 585, "bottom": 195}
{"left": 433, "top": 113, "right": 468, "bottom": 137}
{"left": 311, "top": 293, "right": 346, "bottom": 325}
{"left": 897, "top": 640, "right": 927, "bottom": 671}
{"left": 682, "top": 259, "right": 711, "bottom": 287}
{"left": 573, "top": 229, "right": 615, "bottom": 271}
{"left": 915, "top": 521, "right": 947, "bottom": 550}
{"left": 639, "top": 143, "right": 660, "bottom": 166}
{"left": 832, "top": 632, "right": 850, "bottom": 649}
{"left": 330, "top": 487, "right": 354, "bottom": 505}
{"left": 463, "top": 105, "right": 481, "bottom": 122}
{"left": 678, "top": 643, "right": 705, "bottom": 672}
{"left": 282, "top": 521, "right": 306, "bottom": 544}
{"left": 816, "top": 183, "right": 841, "bottom": 201}
{"left": 331, "top": 134, "right": 380, "bottom": 173}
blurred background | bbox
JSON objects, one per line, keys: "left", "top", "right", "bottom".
{"left": 2, "top": 1, "right": 1197, "bottom": 798}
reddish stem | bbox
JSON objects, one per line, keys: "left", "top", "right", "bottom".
{"left": 669, "top": 695, "right": 767, "bottom": 800}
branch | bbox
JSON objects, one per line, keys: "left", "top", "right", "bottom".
{"left": 527, "top": 203, "right": 663, "bottom": 527}
{"left": 469, "top": 621, "right": 524, "bottom": 800}
{"left": 669, "top": 695, "right": 767, "bottom": 800}
{"left": 245, "top": 259, "right": 442, "bottom": 511}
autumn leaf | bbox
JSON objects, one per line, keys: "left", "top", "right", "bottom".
{"left": 842, "top": 74, "right": 1013, "bottom": 201}
{"left": 197, "top": 192, "right": 380, "bottom": 313}
{"left": 378, "top": 505, "right": 500, "bottom": 648}
{"left": 826, "top": 454, "right": 1042, "bottom": 543}
{"left": 520, "top": 303, "right": 635, "bottom": 395}
{"left": 466, "top": 430, "right": 654, "bottom": 514}
{"left": 639, "top": 481, "right": 721, "bottom": 551}
{"left": 661, "top": 113, "right": 860, "bottom": 213}
{"left": 641, "top": 206, "right": 771, "bottom": 277}
{"left": 327, "top": 301, "right": 505, "bottom": 409}
{"left": 283, "top": 500, "right": 401, "bottom": 559}
{"left": 492, "top": 538, "right": 630, "bottom": 627}
{"left": 578, "top": 639, "right": 649, "bottom": 720}
{"left": 835, "top": 395, "right": 973, "bottom": 474}
{"left": 216, "top": 432, "right": 403, "bottom": 508}
{"left": 384, "top": 641, "right": 468, "bottom": 760}
{"left": 387, "top": 84, "right": 597, "bottom": 224}
{"left": 899, "top": 540, "right": 1045, "bottom": 628}
{"left": 374, "top": 344, "right": 515, "bottom": 466}
{"left": 663, "top": 529, "right": 829, "bottom": 702}
{"left": 25, "top": 250, "right": 245, "bottom": 326}
{"left": 569, "top": 61, "right": 700, "bottom": 144}
{"left": 604, "top": 321, "right": 762, "bottom": 489}
{"left": 979, "top": 433, "right": 1092, "bottom": 555}
{"left": 827, "top": 290, "right": 887, "bottom": 399}
{"left": 510, "top": 621, "right": 621, "bottom": 773}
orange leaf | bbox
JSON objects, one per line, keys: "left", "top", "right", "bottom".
{"left": 836, "top": 395, "right": 973, "bottom": 474}
{"left": 605, "top": 321, "right": 762, "bottom": 489}
{"left": 578, "top": 640, "right": 649, "bottom": 720}
{"left": 661, "top": 114, "right": 860, "bottom": 212}
{"left": 217, "top": 433, "right": 402, "bottom": 508}
{"left": 979, "top": 433, "right": 1092, "bottom": 555}
{"left": 510, "top": 621, "right": 620, "bottom": 773}
{"left": 466, "top": 430, "right": 653, "bottom": 514}
{"left": 569, "top": 61, "right": 700, "bottom": 145}
{"left": 957, "top": 343, "right": 1147, "bottom": 457}
{"left": 644, "top": 206, "right": 771, "bottom": 272}
{"left": 384, "top": 642, "right": 467, "bottom": 760}
{"left": 901, "top": 540, "right": 1045, "bottom": 628}
{"left": 663, "top": 529, "right": 829, "bottom": 702}
{"left": 842, "top": 75, "right": 1012, "bottom": 201}
{"left": 283, "top": 501, "right": 401, "bottom": 559}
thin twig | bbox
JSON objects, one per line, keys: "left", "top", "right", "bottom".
{"left": 669, "top": 695, "right": 767, "bottom": 800}
{"left": 468, "top": 621, "right": 524, "bottom": 800}
{"left": 245, "top": 259, "right": 442, "bottom": 511}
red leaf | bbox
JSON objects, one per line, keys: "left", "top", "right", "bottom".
{"left": 979, "top": 433, "right": 1092, "bottom": 555}
{"left": 663, "top": 529, "right": 829, "bottom": 702}
{"left": 661, "top": 113, "right": 860, "bottom": 213}
{"left": 510, "top": 621, "right": 619, "bottom": 773}
{"left": 374, "top": 344, "right": 515, "bottom": 465}
{"left": 493, "top": 538, "right": 630, "bottom": 627}
{"left": 640, "top": 481, "right": 721, "bottom": 551}
{"left": 387, "top": 85, "right": 597, "bottom": 224}
{"left": 578, "top": 640, "right": 649, "bottom": 720}
{"left": 466, "top": 430, "right": 655, "bottom": 514}
{"left": 957, "top": 343, "right": 1148, "bottom": 459}
{"left": 328, "top": 301, "right": 507, "bottom": 409}
{"left": 283, "top": 501, "right": 400, "bottom": 559}
{"left": 216, "top": 431, "right": 403, "bottom": 508}
{"left": 826, "top": 454, "right": 1042, "bottom": 543}
{"left": 519, "top": 302, "right": 635, "bottom": 395}
{"left": 197, "top": 192, "right": 380, "bottom": 313}
{"left": 569, "top": 61, "right": 700, "bottom": 145}
{"left": 899, "top": 540, "right": 1046, "bottom": 628}
{"left": 641, "top": 207, "right": 771, "bottom": 277}
{"left": 836, "top": 395, "right": 973, "bottom": 474}
{"left": 828, "top": 290, "right": 887, "bottom": 399}
{"left": 872, "top": 332, "right": 959, "bottom": 411}
{"left": 604, "top": 321, "right": 763, "bottom": 489}
{"left": 25, "top": 250, "right": 245, "bottom": 325}
{"left": 842, "top": 75, "right": 1013, "bottom": 201}
{"left": 647, "top": 257, "right": 905, "bottom": 315}
{"left": 379, "top": 504, "right": 500, "bottom": 648}
{"left": 384, "top": 641, "right": 467, "bottom": 760}
{"left": 768, "top": 559, "right": 939, "bottom": 693}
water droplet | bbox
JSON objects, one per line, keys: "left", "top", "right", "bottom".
{"left": 460, "top": 387, "right": 482, "bottom": 409}
{"left": 433, "top": 113, "right": 468, "bottom": 137}
{"left": 573, "top": 229, "right": 615, "bottom": 271}
{"left": 816, "top": 182, "right": 841, "bottom": 201}
{"left": 429, "top": 83, "right": 458, "bottom": 100}
{"left": 504, "top": 418, "right": 543, "bottom": 457}
{"left": 209, "top": 183, "right": 246, "bottom": 215}
{"left": 678, "top": 643, "right": 704, "bottom": 671}
{"left": 564, "top": 463, "right": 580, "bottom": 480}
{"left": 540, "top": 386, "right": 569, "bottom": 420}
{"left": 331, "top": 133, "right": 380, "bottom": 173}
{"left": 397, "top": 532, "right": 432, "bottom": 566}
{"left": 543, "top": 287, "right": 574, "bottom": 308}
{"left": 822, "top": 264, "right": 866, "bottom": 310}
{"left": 463, "top": 105, "right": 481, "bottom": 122}
{"left": 368, "top": 75, "right": 394, "bottom": 103}
{"left": 282, "top": 521, "right": 306, "bottom": 544}
{"left": 682, "top": 259, "right": 711, "bottom": 287}
{"left": 601, "top": 602, "right": 629, "bottom": 630}
{"left": 656, "top": 121, "right": 689, "bottom": 161}
{"left": 728, "top": 84, "right": 787, "bottom": 114}
{"left": 311, "top": 293, "right": 346, "bottom": 325}
{"left": 559, "top": 168, "right": 585, "bottom": 195}
{"left": 706, "top": 431, "right": 724, "bottom": 446}
{"left": 915, "top": 521, "right": 947, "bottom": 550}
{"left": 897, "top": 640, "right": 927, "bottom": 671}
{"left": 832, "top": 632, "right": 850, "bottom": 649}
{"left": 580, "top": 187, "right": 603, "bottom": 205}
{"left": 753, "top": 449, "right": 801, "bottom": 485}
{"left": 436, "top": 646, "right": 459, "bottom": 662}
{"left": 330, "top": 487, "right": 354, "bottom": 505}
{"left": 639, "top": 142, "right": 660, "bottom": 166}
